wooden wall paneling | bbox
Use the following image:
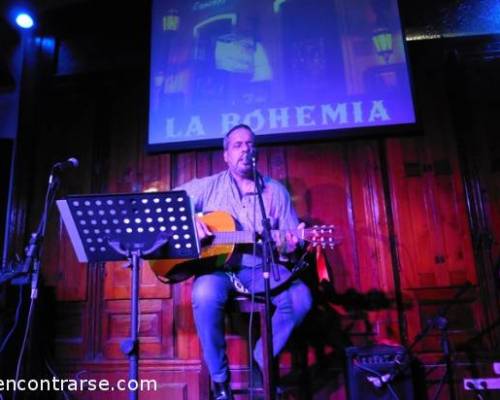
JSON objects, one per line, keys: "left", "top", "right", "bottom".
{"left": 101, "top": 298, "right": 174, "bottom": 360}
{"left": 404, "top": 54, "right": 475, "bottom": 286}
{"left": 172, "top": 152, "right": 197, "bottom": 188}
{"left": 286, "top": 142, "right": 356, "bottom": 292}
{"left": 265, "top": 146, "right": 287, "bottom": 181}
{"left": 446, "top": 52, "right": 500, "bottom": 350}
{"left": 483, "top": 129, "right": 500, "bottom": 264}
{"left": 451, "top": 57, "right": 500, "bottom": 264}
{"left": 346, "top": 141, "right": 391, "bottom": 292}
{"left": 386, "top": 132, "right": 481, "bottom": 353}
{"left": 386, "top": 137, "right": 440, "bottom": 289}
{"left": 173, "top": 276, "right": 199, "bottom": 360}
{"left": 210, "top": 148, "right": 226, "bottom": 174}
{"left": 421, "top": 77, "right": 456, "bottom": 267}
{"left": 53, "top": 301, "right": 89, "bottom": 360}
{"left": 385, "top": 137, "right": 446, "bottom": 349}
{"left": 480, "top": 132, "right": 500, "bottom": 263}
{"left": 141, "top": 153, "right": 171, "bottom": 193}
{"left": 53, "top": 217, "right": 91, "bottom": 360}
{"left": 466, "top": 152, "right": 500, "bottom": 349}
{"left": 418, "top": 75, "right": 476, "bottom": 286}
{"left": 427, "top": 135, "right": 476, "bottom": 286}
{"left": 195, "top": 151, "right": 213, "bottom": 178}
{"left": 172, "top": 152, "right": 200, "bottom": 361}
{"left": 253, "top": 145, "right": 270, "bottom": 177}
{"left": 386, "top": 137, "right": 433, "bottom": 349}
{"left": 346, "top": 140, "right": 399, "bottom": 342}
{"left": 104, "top": 262, "right": 133, "bottom": 300}
{"left": 103, "top": 261, "right": 172, "bottom": 300}
{"left": 462, "top": 61, "right": 500, "bottom": 264}
{"left": 284, "top": 141, "right": 390, "bottom": 352}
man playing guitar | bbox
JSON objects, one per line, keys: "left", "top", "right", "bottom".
{"left": 175, "top": 124, "right": 312, "bottom": 400}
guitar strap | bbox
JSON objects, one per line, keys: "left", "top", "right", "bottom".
{"left": 225, "top": 271, "right": 251, "bottom": 295}
{"left": 225, "top": 249, "right": 312, "bottom": 296}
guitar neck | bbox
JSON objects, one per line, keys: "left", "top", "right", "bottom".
{"left": 211, "top": 229, "right": 302, "bottom": 245}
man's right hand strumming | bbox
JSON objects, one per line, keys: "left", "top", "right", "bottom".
{"left": 195, "top": 215, "right": 212, "bottom": 243}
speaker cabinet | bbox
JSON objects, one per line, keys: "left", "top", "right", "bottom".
{"left": 346, "top": 345, "right": 414, "bottom": 400}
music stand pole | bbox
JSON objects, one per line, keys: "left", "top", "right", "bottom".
{"left": 108, "top": 241, "right": 172, "bottom": 400}
{"left": 128, "top": 250, "right": 141, "bottom": 399}
{"left": 252, "top": 162, "right": 276, "bottom": 400}
{"left": 106, "top": 244, "right": 143, "bottom": 400}
{"left": 130, "top": 250, "right": 140, "bottom": 386}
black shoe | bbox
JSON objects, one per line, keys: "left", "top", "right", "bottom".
{"left": 213, "top": 380, "right": 233, "bottom": 400}
{"left": 249, "top": 363, "right": 285, "bottom": 396}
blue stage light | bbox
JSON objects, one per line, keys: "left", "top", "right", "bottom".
{"left": 15, "top": 13, "right": 34, "bottom": 29}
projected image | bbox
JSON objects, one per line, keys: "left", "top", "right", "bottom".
{"left": 149, "top": 0, "right": 415, "bottom": 150}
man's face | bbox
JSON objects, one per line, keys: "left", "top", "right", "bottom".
{"left": 223, "top": 127, "right": 256, "bottom": 178}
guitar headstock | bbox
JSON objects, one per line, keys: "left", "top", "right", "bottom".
{"left": 303, "top": 225, "right": 339, "bottom": 249}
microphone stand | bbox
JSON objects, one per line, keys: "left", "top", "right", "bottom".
{"left": 22, "top": 171, "right": 61, "bottom": 289}
{"left": 379, "top": 282, "right": 471, "bottom": 399}
{"left": 252, "top": 157, "right": 276, "bottom": 400}
{"left": 431, "top": 316, "right": 455, "bottom": 400}
{"left": 12, "top": 168, "right": 62, "bottom": 399}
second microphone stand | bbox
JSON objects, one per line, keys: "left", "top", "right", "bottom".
{"left": 12, "top": 169, "right": 62, "bottom": 400}
{"left": 252, "top": 157, "right": 276, "bottom": 400}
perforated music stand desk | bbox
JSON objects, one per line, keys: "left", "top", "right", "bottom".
{"left": 57, "top": 190, "right": 199, "bottom": 400}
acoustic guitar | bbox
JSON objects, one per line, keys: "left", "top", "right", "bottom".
{"left": 149, "top": 210, "right": 337, "bottom": 283}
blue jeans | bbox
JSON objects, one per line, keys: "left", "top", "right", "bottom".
{"left": 191, "top": 264, "right": 313, "bottom": 383}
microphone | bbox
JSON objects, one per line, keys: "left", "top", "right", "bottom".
{"left": 245, "top": 149, "right": 257, "bottom": 164}
{"left": 52, "top": 157, "right": 79, "bottom": 171}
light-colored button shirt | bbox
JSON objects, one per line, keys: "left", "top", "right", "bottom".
{"left": 176, "top": 170, "right": 299, "bottom": 267}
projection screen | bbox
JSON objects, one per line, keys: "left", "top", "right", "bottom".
{"left": 148, "top": 0, "right": 415, "bottom": 151}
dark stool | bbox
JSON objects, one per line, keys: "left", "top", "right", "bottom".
{"left": 227, "top": 295, "right": 272, "bottom": 398}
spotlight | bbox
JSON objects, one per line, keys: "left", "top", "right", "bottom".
{"left": 15, "top": 13, "right": 34, "bottom": 29}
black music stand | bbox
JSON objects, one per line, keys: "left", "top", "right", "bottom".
{"left": 57, "top": 190, "right": 199, "bottom": 400}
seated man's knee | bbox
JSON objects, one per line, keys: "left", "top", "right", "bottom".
{"left": 192, "top": 274, "right": 229, "bottom": 308}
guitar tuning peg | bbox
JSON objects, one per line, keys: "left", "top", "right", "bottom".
{"left": 329, "top": 244, "right": 335, "bottom": 249}
{"left": 321, "top": 243, "right": 326, "bottom": 249}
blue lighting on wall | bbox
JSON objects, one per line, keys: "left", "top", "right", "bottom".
{"left": 446, "top": 0, "right": 500, "bottom": 35}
